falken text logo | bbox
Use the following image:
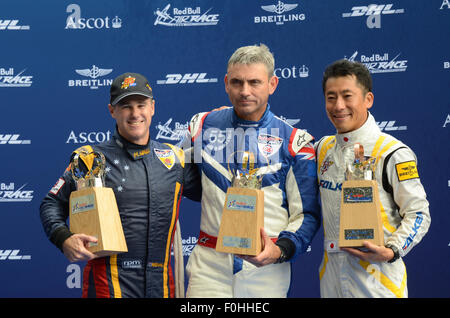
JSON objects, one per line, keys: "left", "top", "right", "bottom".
{"left": 156, "top": 118, "right": 188, "bottom": 141}
{"left": 0, "top": 249, "right": 31, "bottom": 260}
{"left": 0, "top": 68, "right": 33, "bottom": 87}
{"left": 154, "top": 4, "right": 219, "bottom": 27}
{"left": 157, "top": 73, "right": 218, "bottom": 85}
{"left": 0, "top": 134, "right": 31, "bottom": 144}
{"left": 68, "top": 65, "right": 113, "bottom": 89}
{"left": 346, "top": 51, "right": 408, "bottom": 73}
{"left": 65, "top": 4, "right": 122, "bottom": 30}
{"left": 342, "top": 4, "right": 404, "bottom": 28}
{"left": 0, "top": 183, "right": 34, "bottom": 202}
{"left": 0, "top": 19, "right": 30, "bottom": 30}
{"left": 255, "top": 1, "right": 305, "bottom": 25}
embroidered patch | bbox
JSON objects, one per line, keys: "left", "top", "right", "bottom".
{"left": 121, "top": 76, "right": 136, "bottom": 89}
{"left": 154, "top": 148, "right": 175, "bottom": 170}
{"left": 132, "top": 148, "right": 150, "bottom": 159}
{"left": 395, "top": 161, "right": 419, "bottom": 181}
{"left": 257, "top": 134, "right": 283, "bottom": 157}
{"left": 320, "top": 159, "right": 334, "bottom": 175}
{"left": 50, "top": 178, "right": 65, "bottom": 195}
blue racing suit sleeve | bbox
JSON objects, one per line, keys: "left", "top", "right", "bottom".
{"left": 277, "top": 141, "right": 321, "bottom": 261}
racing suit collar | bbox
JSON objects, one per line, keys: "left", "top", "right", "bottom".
{"left": 231, "top": 104, "right": 273, "bottom": 128}
{"left": 113, "top": 128, "right": 151, "bottom": 160}
{"left": 335, "top": 111, "right": 380, "bottom": 147}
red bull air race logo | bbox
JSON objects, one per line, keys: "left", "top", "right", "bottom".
{"left": 154, "top": 4, "right": 219, "bottom": 27}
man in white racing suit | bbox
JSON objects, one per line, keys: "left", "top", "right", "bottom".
{"left": 316, "top": 59, "right": 430, "bottom": 297}
{"left": 184, "top": 44, "right": 321, "bottom": 297}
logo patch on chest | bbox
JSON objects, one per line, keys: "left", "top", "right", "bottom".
{"left": 257, "top": 134, "right": 283, "bottom": 157}
{"left": 154, "top": 148, "right": 175, "bottom": 170}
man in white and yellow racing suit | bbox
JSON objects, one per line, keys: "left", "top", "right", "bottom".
{"left": 316, "top": 59, "right": 430, "bottom": 298}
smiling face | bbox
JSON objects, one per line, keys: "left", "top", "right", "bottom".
{"left": 108, "top": 95, "right": 155, "bottom": 145}
{"left": 224, "top": 62, "right": 278, "bottom": 122}
{"left": 324, "top": 74, "right": 374, "bottom": 134}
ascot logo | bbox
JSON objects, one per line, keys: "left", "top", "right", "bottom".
{"left": 275, "top": 64, "right": 309, "bottom": 79}
{"left": 66, "top": 129, "right": 112, "bottom": 144}
{"left": 0, "top": 68, "right": 33, "bottom": 87}
{"left": 65, "top": 4, "right": 122, "bottom": 29}
{"left": 68, "top": 65, "right": 113, "bottom": 89}
{"left": 342, "top": 4, "right": 404, "bottom": 28}
{"left": 346, "top": 51, "right": 408, "bottom": 73}
{"left": 255, "top": 1, "right": 305, "bottom": 25}
{"left": 154, "top": 4, "right": 219, "bottom": 27}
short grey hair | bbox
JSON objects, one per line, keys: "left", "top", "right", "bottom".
{"left": 227, "top": 44, "right": 275, "bottom": 77}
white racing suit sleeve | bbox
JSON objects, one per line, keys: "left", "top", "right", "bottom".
{"left": 383, "top": 147, "right": 431, "bottom": 257}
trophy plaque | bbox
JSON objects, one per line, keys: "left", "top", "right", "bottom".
{"left": 69, "top": 148, "right": 128, "bottom": 257}
{"left": 339, "top": 143, "right": 384, "bottom": 247}
{"left": 216, "top": 151, "right": 264, "bottom": 256}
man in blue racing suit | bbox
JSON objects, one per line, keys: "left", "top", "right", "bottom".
{"left": 183, "top": 44, "right": 321, "bottom": 297}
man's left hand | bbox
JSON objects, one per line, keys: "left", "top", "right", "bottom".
{"left": 341, "top": 241, "right": 394, "bottom": 263}
{"left": 237, "top": 228, "right": 281, "bottom": 267}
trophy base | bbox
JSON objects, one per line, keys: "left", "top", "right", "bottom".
{"left": 216, "top": 187, "right": 264, "bottom": 256}
{"left": 69, "top": 187, "right": 128, "bottom": 256}
{"left": 339, "top": 180, "right": 384, "bottom": 248}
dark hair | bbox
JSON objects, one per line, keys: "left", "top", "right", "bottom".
{"left": 322, "top": 59, "right": 372, "bottom": 94}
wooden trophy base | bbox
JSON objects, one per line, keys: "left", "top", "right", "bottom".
{"left": 216, "top": 187, "right": 264, "bottom": 256}
{"left": 339, "top": 180, "right": 384, "bottom": 248}
{"left": 69, "top": 187, "right": 128, "bottom": 257}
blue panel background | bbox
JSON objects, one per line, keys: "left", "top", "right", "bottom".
{"left": 0, "top": 0, "right": 448, "bottom": 298}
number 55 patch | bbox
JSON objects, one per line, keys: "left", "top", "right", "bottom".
{"left": 395, "top": 161, "right": 419, "bottom": 181}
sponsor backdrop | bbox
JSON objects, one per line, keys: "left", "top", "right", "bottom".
{"left": 0, "top": 0, "right": 448, "bottom": 298}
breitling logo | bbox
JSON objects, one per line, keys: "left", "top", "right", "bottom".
{"left": 68, "top": 65, "right": 114, "bottom": 90}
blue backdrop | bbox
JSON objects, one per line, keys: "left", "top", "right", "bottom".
{"left": 0, "top": 0, "right": 448, "bottom": 298}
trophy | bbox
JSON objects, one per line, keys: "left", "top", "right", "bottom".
{"left": 216, "top": 151, "right": 264, "bottom": 256}
{"left": 69, "top": 147, "right": 128, "bottom": 256}
{"left": 339, "top": 143, "right": 384, "bottom": 247}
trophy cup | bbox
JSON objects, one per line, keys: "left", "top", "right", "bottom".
{"left": 216, "top": 151, "right": 264, "bottom": 256}
{"left": 69, "top": 147, "right": 128, "bottom": 257}
{"left": 339, "top": 143, "right": 384, "bottom": 247}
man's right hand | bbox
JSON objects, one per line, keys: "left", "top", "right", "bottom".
{"left": 62, "top": 234, "right": 98, "bottom": 262}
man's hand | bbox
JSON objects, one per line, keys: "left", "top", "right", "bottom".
{"left": 62, "top": 234, "right": 98, "bottom": 262}
{"left": 238, "top": 228, "right": 281, "bottom": 267}
{"left": 341, "top": 241, "right": 394, "bottom": 263}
